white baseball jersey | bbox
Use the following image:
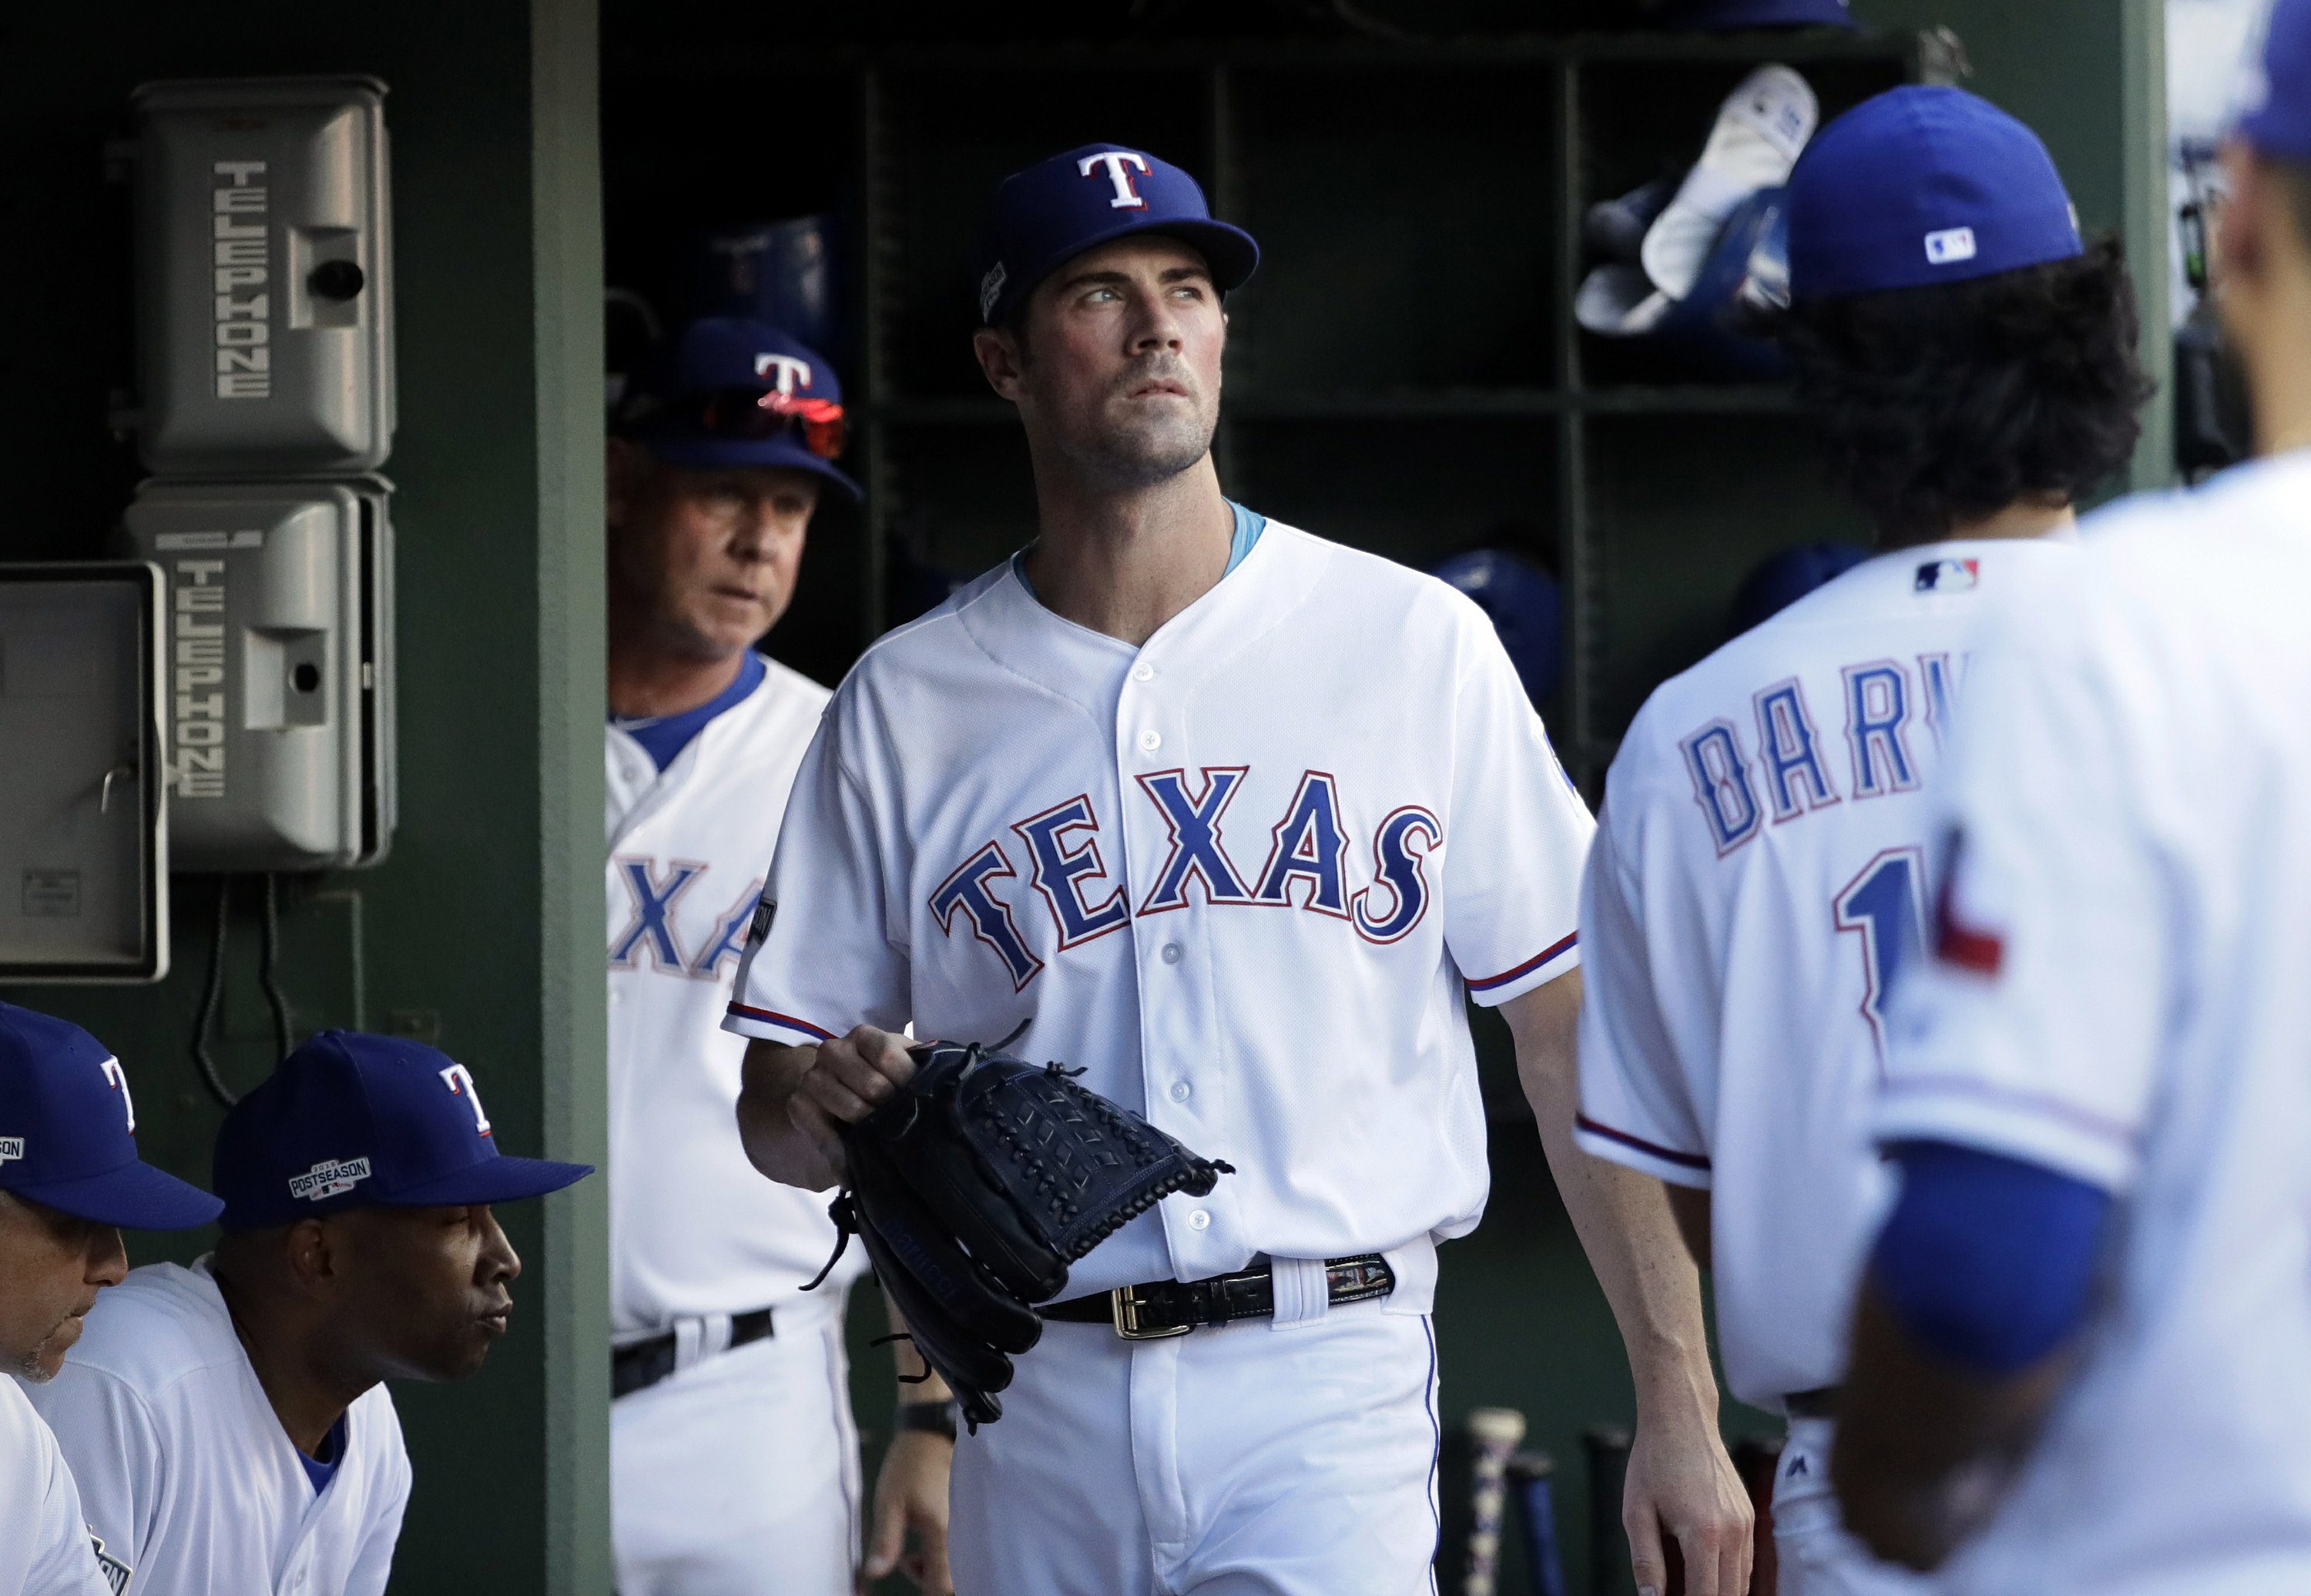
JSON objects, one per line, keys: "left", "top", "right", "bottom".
{"left": 26, "top": 1259, "right": 409, "bottom": 1596}
{"left": 723, "top": 518, "right": 1594, "bottom": 1306}
{"left": 0, "top": 1376, "right": 109, "bottom": 1596}
{"left": 1877, "top": 454, "right": 2311, "bottom": 1592}
{"left": 607, "top": 656, "right": 865, "bottom": 1333}
{"left": 1576, "top": 535, "right": 2076, "bottom": 1409}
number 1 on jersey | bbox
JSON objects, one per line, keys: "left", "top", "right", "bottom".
{"left": 1834, "top": 847, "right": 1926, "bottom": 1062}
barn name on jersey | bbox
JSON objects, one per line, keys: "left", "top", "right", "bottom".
{"left": 1680, "top": 653, "right": 1964, "bottom": 855}
{"left": 931, "top": 767, "right": 1443, "bottom": 991}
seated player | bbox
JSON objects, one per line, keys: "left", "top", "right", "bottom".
{"left": 28, "top": 1031, "right": 592, "bottom": 1596}
{"left": 0, "top": 1002, "right": 221, "bottom": 1596}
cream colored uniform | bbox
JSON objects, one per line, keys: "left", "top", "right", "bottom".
{"left": 606, "top": 656, "right": 869, "bottom": 1596}
{"left": 726, "top": 521, "right": 1595, "bottom": 1593}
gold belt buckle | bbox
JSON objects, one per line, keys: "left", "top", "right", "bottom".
{"left": 1110, "top": 1283, "right": 1191, "bottom": 1341}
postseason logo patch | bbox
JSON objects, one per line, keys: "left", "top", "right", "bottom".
{"left": 288, "top": 1156, "right": 372, "bottom": 1202}
{"left": 747, "top": 894, "right": 776, "bottom": 948}
{"left": 1914, "top": 558, "right": 1980, "bottom": 593}
{"left": 0, "top": 1136, "right": 22, "bottom": 1165}
{"left": 87, "top": 1528, "right": 130, "bottom": 1595}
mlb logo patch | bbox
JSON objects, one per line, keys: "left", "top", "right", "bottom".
{"left": 1914, "top": 558, "right": 1979, "bottom": 593}
{"left": 1924, "top": 226, "right": 1977, "bottom": 267}
{"left": 0, "top": 1136, "right": 22, "bottom": 1164}
{"left": 288, "top": 1156, "right": 372, "bottom": 1202}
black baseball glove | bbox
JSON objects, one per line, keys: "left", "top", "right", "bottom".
{"left": 804, "top": 1033, "right": 1231, "bottom": 1429}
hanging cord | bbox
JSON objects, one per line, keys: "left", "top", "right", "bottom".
{"left": 257, "top": 873, "right": 294, "bottom": 1065}
{"left": 190, "top": 877, "right": 237, "bottom": 1109}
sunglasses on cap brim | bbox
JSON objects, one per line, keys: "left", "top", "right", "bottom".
{"left": 688, "top": 387, "right": 849, "bottom": 460}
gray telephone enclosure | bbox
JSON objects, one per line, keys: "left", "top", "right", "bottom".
{"left": 0, "top": 565, "right": 169, "bottom": 982}
{"left": 122, "top": 480, "right": 397, "bottom": 872}
{"left": 132, "top": 76, "right": 394, "bottom": 477}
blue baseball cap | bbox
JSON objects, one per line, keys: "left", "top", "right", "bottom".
{"left": 0, "top": 1002, "right": 221, "bottom": 1229}
{"left": 2237, "top": 0, "right": 2311, "bottom": 161}
{"left": 973, "top": 144, "right": 1259, "bottom": 327}
{"left": 1786, "top": 86, "right": 2083, "bottom": 301}
{"left": 213, "top": 1031, "right": 593, "bottom": 1232}
{"left": 1730, "top": 542, "right": 1871, "bottom": 635}
{"left": 620, "top": 317, "right": 861, "bottom": 501}
{"left": 1662, "top": 0, "right": 1856, "bottom": 30}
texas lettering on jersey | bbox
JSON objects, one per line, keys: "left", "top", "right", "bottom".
{"left": 609, "top": 860, "right": 765, "bottom": 984}
{"left": 922, "top": 766, "right": 1442, "bottom": 992}
{"left": 1679, "top": 650, "right": 1967, "bottom": 855}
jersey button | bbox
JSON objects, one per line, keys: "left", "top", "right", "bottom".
{"left": 1159, "top": 942, "right": 1182, "bottom": 965}
{"left": 1187, "top": 1209, "right": 1211, "bottom": 1230}
{"left": 1169, "top": 1081, "right": 1191, "bottom": 1102}
{"left": 1132, "top": 663, "right": 1155, "bottom": 682}
{"left": 1138, "top": 729, "right": 1162, "bottom": 753}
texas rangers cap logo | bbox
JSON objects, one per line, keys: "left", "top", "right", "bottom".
{"left": 1078, "top": 149, "right": 1151, "bottom": 210}
{"left": 1914, "top": 558, "right": 1979, "bottom": 592}
{"left": 754, "top": 352, "right": 811, "bottom": 396}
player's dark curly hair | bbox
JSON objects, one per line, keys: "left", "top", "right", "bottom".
{"left": 1778, "top": 237, "right": 2153, "bottom": 543}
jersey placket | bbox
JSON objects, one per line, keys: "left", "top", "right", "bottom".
{"left": 1114, "top": 640, "right": 1244, "bottom": 1286}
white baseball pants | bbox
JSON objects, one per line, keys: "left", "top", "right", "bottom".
{"left": 612, "top": 1291, "right": 861, "bottom": 1596}
{"left": 1773, "top": 1416, "right": 1937, "bottom": 1596}
{"left": 951, "top": 1296, "right": 1443, "bottom": 1595}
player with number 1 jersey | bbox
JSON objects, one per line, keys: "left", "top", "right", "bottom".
{"left": 1575, "top": 87, "right": 2152, "bottom": 1596}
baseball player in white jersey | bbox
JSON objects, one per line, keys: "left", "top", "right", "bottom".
{"left": 729, "top": 143, "right": 1753, "bottom": 1595}
{"left": 29, "top": 1031, "right": 590, "bottom": 1596}
{"left": 1830, "top": 8, "right": 2311, "bottom": 1587}
{"left": 0, "top": 1003, "right": 220, "bottom": 1596}
{"left": 605, "top": 316, "right": 954, "bottom": 1592}
{"left": 1575, "top": 88, "right": 2151, "bottom": 1595}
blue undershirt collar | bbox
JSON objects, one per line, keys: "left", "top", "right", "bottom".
{"left": 1012, "top": 501, "right": 1266, "bottom": 603}
{"left": 609, "top": 648, "right": 766, "bottom": 773}
{"left": 299, "top": 1414, "right": 348, "bottom": 1495}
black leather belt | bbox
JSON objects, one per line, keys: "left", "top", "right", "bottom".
{"left": 612, "top": 1308, "right": 774, "bottom": 1399}
{"left": 1784, "top": 1385, "right": 1840, "bottom": 1420}
{"left": 1041, "top": 1256, "right": 1395, "bottom": 1340}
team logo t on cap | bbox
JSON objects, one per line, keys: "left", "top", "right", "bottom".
{"left": 973, "top": 143, "right": 1259, "bottom": 327}
{"left": 0, "top": 1002, "right": 221, "bottom": 1229}
{"left": 620, "top": 317, "right": 862, "bottom": 501}
{"left": 2237, "top": 0, "right": 2311, "bottom": 163}
{"left": 213, "top": 1031, "right": 593, "bottom": 1232}
{"left": 1785, "top": 86, "right": 2083, "bottom": 301}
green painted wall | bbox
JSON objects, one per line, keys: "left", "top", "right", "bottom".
{"left": 0, "top": 2, "right": 610, "bottom": 1591}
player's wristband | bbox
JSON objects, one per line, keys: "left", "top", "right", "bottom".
{"left": 895, "top": 1399, "right": 960, "bottom": 1443}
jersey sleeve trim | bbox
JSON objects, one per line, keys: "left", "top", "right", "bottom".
{"left": 1574, "top": 1112, "right": 1714, "bottom": 1188}
{"left": 722, "top": 1002, "right": 836, "bottom": 1045}
{"left": 1465, "top": 930, "right": 1579, "bottom": 1004}
{"left": 1875, "top": 1075, "right": 2142, "bottom": 1193}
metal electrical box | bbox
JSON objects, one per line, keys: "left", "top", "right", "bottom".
{"left": 132, "top": 76, "right": 394, "bottom": 477}
{"left": 122, "top": 480, "right": 397, "bottom": 872}
{"left": 0, "top": 565, "right": 169, "bottom": 982}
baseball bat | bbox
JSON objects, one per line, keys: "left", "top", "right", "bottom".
{"left": 1464, "top": 1407, "right": 1528, "bottom": 1596}
{"left": 1507, "top": 1450, "right": 1568, "bottom": 1596}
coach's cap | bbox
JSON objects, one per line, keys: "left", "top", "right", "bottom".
{"left": 0, "top": 1003, "right": 222, "bottom": 1229}
{"left": 1786, "top": 86, "right": 2082, "bottom": 301}
{"left": 618, "top": 317, "right": 861, "bottom": 501}
{"left": 213, "top": 1031, "right": 593, "bottom": 1232}
{"left": 973, "top": 143, "right": 1259, "bottom": 327}
{"left": 2236, "top": 0, "right": 2311, "bottom": 161}
{"left": 1660, "top": 0, "right": 1856, "bottom": 31}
